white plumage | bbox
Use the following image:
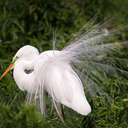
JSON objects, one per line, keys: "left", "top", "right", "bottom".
{"left": 13, "top": 46, "right": 91, "bottom": 115}
{"left": 1, "top": 23, "right": 127, "bottom": 117}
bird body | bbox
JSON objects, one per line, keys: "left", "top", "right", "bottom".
{"left": 13, "top": 46, "right": 91, "bottom": 115}
{"left": 2, "top": 23, "right": 126, "bottom": 117}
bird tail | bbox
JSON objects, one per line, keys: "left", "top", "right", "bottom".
{"left": 59, "top": 21, "right": 128, "bottom": 99}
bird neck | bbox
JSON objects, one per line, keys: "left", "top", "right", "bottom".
{"left": 13, "top": 59, "right": 36, "bottom": 92}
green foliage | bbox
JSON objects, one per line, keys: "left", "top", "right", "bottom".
{"left": 0, "top": 0, "right": 128, "bottom": 128}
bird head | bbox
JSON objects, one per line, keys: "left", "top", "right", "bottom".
{"left": 0, "top": 45, "right": 39, "bottom": 80}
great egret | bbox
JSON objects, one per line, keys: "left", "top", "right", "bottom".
{"left": 0, "top": 46, "right": 91, "bottom": 115}
{"left": 0, "top": 23, "right": 128, "bottom": 118}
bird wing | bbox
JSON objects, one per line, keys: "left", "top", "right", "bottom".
{"left": 59, "top": 23, "right": 128, "bottom": 99}
{"left": 43, "top": 60, "right": 91, "bottom": 115}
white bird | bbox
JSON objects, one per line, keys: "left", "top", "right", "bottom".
{"left": 0, "top": 45, "right": 91, "bottom": 116}
{"left": 0, "top": 23, "right": 127, "bottom": 118}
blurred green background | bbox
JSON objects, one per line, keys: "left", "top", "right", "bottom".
{"left": 0, "top": 0, "right": 128, "bottom": 127}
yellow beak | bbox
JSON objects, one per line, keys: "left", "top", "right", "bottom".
{"left": 0, "top": 63, "right": 14, "bottom": 80}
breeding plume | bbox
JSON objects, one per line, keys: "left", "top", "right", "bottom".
{"left": 0, "top": 23, "right": 127, "bottom": 118}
